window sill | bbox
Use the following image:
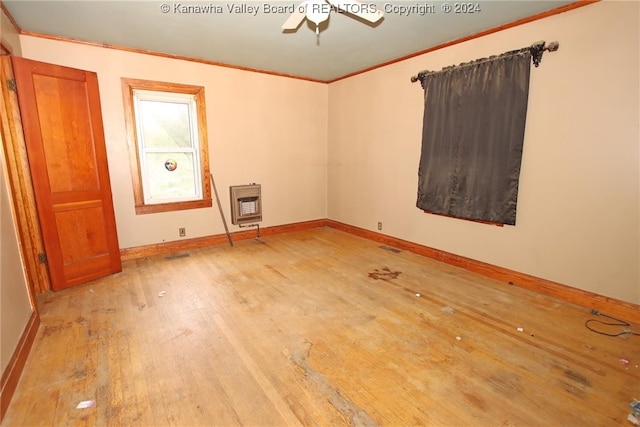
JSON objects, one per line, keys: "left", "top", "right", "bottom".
{"left": 135, "top": 198, "right": 212, "bottom": 215}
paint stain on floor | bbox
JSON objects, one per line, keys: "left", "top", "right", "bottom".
{"left": 368, "top": 267, "right": 401, "bottom": 282}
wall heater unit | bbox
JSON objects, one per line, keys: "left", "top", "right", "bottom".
{"left": 230, "top": 184, "right": 262, "bottom": 225}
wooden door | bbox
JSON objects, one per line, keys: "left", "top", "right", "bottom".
{"left": 11, "top": 57, "right": 121, "bottom": 290}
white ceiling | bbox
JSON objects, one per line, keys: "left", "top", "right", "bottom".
{"left": 3, "top": 0, "right": 575, "bottom": 82}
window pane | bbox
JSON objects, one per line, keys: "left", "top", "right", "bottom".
{"left": 145, "top": 152, "right": 197, "bottom": 202}
{"left": 139, "top": 100, "right": 193, "bottom": 148}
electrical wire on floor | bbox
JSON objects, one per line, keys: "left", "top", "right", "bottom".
{"left": 585, "top": 309, "right": 640, "bottom": 337}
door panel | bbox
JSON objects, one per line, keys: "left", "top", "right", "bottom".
{"left": 33, "top": 74, "right": 100, "bottom": 192}
{"left": 12, "top": 56, "right": 121, "bottom": 290}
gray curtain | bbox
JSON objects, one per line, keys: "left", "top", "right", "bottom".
{"left": 416, "top": 49, "right": 531, "bottom": 225}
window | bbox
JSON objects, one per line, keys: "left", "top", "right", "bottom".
{"left": 122, "top": 78, "right": 211, "bottom": 214}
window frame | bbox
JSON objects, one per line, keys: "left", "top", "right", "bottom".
{"left": 122, "top": 78, "right": 211, "bottom": 215}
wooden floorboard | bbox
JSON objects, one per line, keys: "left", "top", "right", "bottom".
{"left": 3, "top": 227, "right": 639, "bottom": 426}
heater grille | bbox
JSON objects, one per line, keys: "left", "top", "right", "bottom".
{"left": 230, "top": 184, "right": 262, "bottom": 225}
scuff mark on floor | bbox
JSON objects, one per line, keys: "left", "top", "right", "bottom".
{"left": 165, "top": 251, "right": 191, "bottom": 260}
{"left": 287, "top": 341, "right": 379, "bottom": 427}
{"left": 379, "top": 245, "right": 402, "bottom": 254}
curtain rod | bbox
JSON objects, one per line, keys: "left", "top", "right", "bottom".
{"left": 410, "top": 40, "right": 559, "bottom": 83}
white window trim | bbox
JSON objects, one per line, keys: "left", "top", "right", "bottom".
{"left": 133, "top": 90, "right": 203, "bottom": 205}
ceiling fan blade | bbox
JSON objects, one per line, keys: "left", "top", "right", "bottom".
{"left": 328, "top": 0, "right": 384, "bottom": 23}
{"left": 282, "top": 2, "right": 308, "bottom": 30}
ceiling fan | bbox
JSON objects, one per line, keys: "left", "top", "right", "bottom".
{"left": 282, "top": 0, "right": 384, "bottom": 35}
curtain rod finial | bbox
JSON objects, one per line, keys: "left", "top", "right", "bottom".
{"left": 531, "top": 40, "right": 545, "bottom": 50}
{"left": 531, "top": 40, "right": 560, "bottom": 67}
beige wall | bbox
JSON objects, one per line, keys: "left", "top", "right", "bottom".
{"left": 1, "top": 135, "right": 34, "bottom": 373}
{"left": 328, "top": 1, "right": 640, "bottom": 304}
{"left": 18, "top": 37, "right": 329, "bottom": 249}
{"left": 1, "top": 5, "right": 33, "bottom": 376}
{"left": 15, "top": 1, "right": 639, "bottom": 305}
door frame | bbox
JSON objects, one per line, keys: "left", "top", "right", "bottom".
{"left": 1, "top": 55, "right": 51, "bottom": 294}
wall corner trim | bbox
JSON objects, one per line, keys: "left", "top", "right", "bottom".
{"left": 119, "top": 218, "right": 638, "bottom": 323}
{"left": 325, "top": 220, "right": 640, "bottom": 323}
{"left": 0, "top": 310, "right": 40, "bottom": 421}
{"left": 119, "top": 219, "right": 328, "bottom": 261}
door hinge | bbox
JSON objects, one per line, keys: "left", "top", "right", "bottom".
{"left": 38, "top": 253, "right": 48, "bottom": 265}
{"left": 6, "top": 78, "right": 17, "bottom": 93}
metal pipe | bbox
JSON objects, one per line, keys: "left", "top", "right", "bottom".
{"left": 210, "top": 173, "right": 233, "bottom": 247}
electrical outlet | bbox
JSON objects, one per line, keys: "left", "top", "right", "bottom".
{"left": 377, "top": 222, "right": 382, "bottom": 231}
{"left": 179, "top": 227, "right": 186, "bottom": 237}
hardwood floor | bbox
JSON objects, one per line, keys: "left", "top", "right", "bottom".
{"left": 4, "top": 227, "right": 639, "bottom": 426}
